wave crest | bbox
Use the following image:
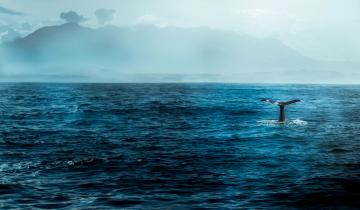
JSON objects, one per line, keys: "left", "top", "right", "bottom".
{"left": 257, "top": 119, "right": 307, "bottom": 126}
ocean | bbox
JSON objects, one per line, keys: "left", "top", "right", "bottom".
{"left": 0, "top": 83, "right": 360, "bottom": 209}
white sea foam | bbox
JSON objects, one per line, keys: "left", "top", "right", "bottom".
{"left": 257, "top": 119, "right": 307, "bottom": 126}
{"left": 288, "top": 119, "right": 308, "bottom": 126}
{"left": 257, "top": 120, "right": 281, "bottom": 126}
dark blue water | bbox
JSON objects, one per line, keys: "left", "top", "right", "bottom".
{"left": 1, "top": 83, "right": 360, "bottom": 209}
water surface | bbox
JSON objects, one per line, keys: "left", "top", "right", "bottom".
{"left": 1, "top": 83, "right": 360, "bottom": 209}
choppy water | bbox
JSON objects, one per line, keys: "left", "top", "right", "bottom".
{"left": 1, "top": 83, "right": 360, "bottom": 209}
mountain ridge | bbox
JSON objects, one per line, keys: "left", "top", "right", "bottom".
{"left": 1, "top": 23, "right": 359, "bottom": 83}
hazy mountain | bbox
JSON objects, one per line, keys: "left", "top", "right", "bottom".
{"left": 1, "top": 23, "right": 359, "bottom": 83}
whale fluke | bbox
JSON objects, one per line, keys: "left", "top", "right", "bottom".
{"left": 283, "top": 99, "right": 302, "bottom": 105}
{"left": 261, "top": 99, "right": 302, "bottom": 122}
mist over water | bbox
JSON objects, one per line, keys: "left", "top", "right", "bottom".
{"left": 0, "top": 22, "right": 359, "bottom": 83}
{"left": 1, "top": 83, "right": 360, "bottom": 209}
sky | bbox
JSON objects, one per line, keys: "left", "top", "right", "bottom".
{"left": 0, "top": 0, "right": 360, "bottom": 62}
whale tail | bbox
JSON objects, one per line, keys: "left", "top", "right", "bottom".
{"left": 261, "top": 99, "right": 302, "bottom": 122}
{"left": 283, "top": 99, "right": 302, "bottom": 105}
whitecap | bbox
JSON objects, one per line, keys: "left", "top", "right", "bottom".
{"left": 288, "top": 119, "right": 308, "bottom": 126}
{"left": 257, "top": 119, "right": 283, "bottom": 126}
{"left": 257, "top": 119, "right": 307, "bottom": 126}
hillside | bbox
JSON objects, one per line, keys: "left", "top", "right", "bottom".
{"left": 1, "top": 23, "right": 358, "bottom": 83}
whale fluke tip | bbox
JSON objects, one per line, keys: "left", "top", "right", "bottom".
{"left": 283, "top": 99, "right": 302, "bottom": 105}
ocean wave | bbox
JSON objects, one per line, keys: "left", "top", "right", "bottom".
{"left": 1, "top": 83, "right": 359, "bottom": 209}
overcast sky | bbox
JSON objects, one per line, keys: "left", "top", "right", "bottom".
{"left": 1, "top": 0, "right": 360, "bottom": 61}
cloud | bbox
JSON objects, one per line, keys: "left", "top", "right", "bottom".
{"left": 0, "top": 24, "right": 21, "bottom": 43}
{"left": 95, "top": 8, "right": 116, "bottom": 25}
{"left": 0, "top": 24, "right": 12, "bottom": 33}
{"left": 241, "top": 8, "right": 267, "bottom": 18}
{"left": 0, "top": 5, "right": 24, "bottom": 16}
{"left": 60, "top": 11, "right": 87, "bottom": 23}
{"left": 21, "top": 23, "right": 32, "bottom": 31}
{"left": 1, "top": 28, "right": 20, "bottom": 43}
{"left": 136, "top": 14, "right": 168, "bottom": 27}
